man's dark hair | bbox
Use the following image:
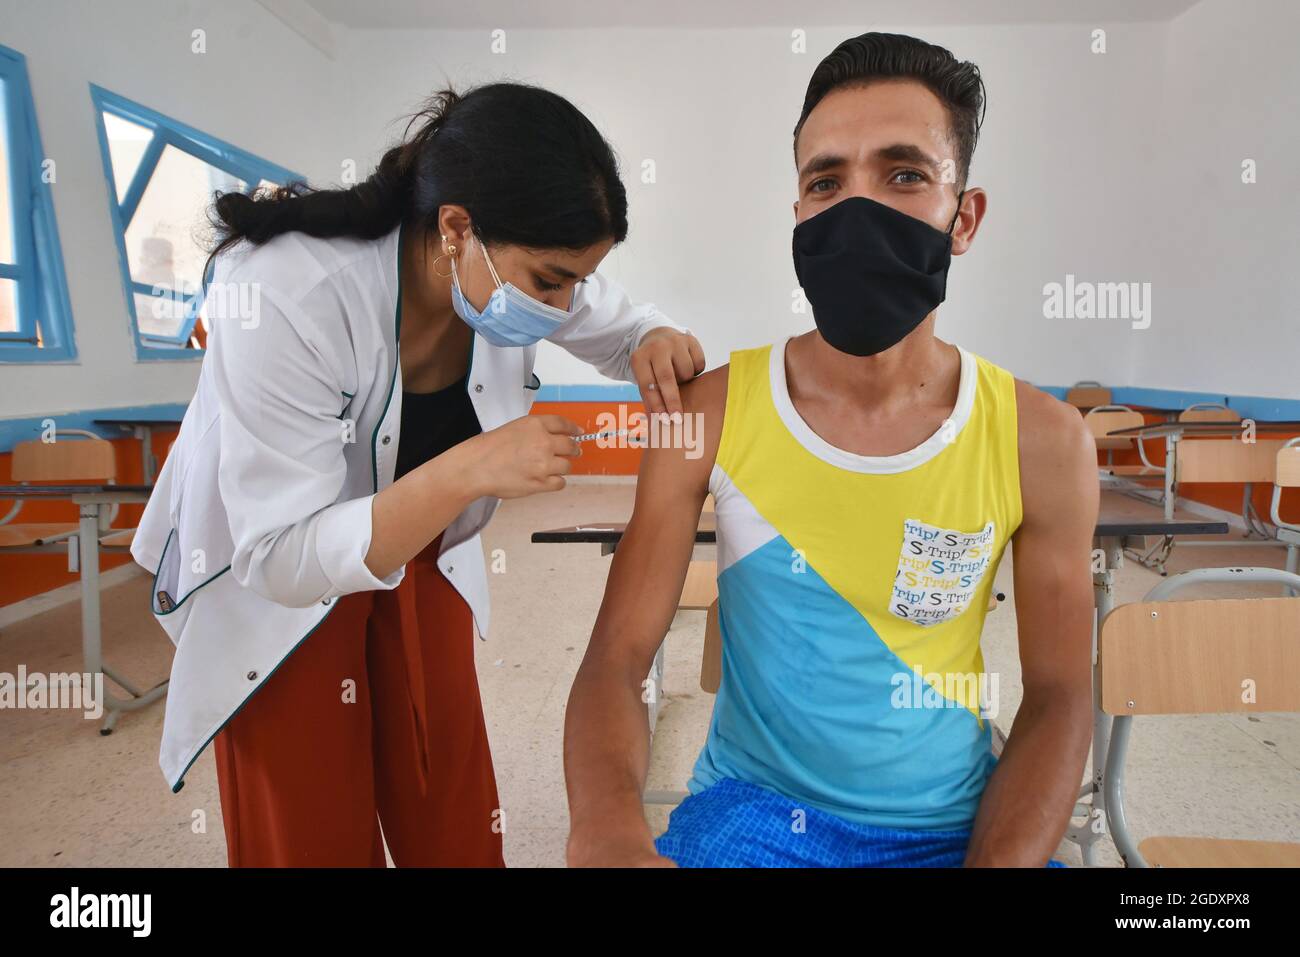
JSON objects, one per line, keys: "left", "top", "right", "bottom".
{"left": 793, "top": 32, "right": 986, "bottom": 188}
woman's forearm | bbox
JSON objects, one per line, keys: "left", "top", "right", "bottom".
{"left": 364, "top": 441, "right": 483, "bottom": 579}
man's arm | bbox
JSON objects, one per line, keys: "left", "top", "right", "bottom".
{"left": 564, "top": 369, "right": 725, "bottom": 867}
{"left": 964, "top": 383, "right": 1098, "bottom": 866}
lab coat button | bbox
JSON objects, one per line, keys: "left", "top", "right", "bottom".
{"left": 474, "top": 384, "right": 483, "bottom": 393}
{"left": 446, "top": 565, "right": 454, "bottom": 574}
{"left": 246, "top": 671, "right": 258, "bottom": 681}
{"left": 381, "top": 435, "right": 392, "bottom": 445}
{"left": 322, "top": 597, "right": 332, "bottom": 606}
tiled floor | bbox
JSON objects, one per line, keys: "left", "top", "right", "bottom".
{"left": 1, "top": 479, "right": 1297, "bottom": 866}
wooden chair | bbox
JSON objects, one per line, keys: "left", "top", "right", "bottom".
{"left": 678, "top": 495, "right": 718, "bottom": 610}
{"left": 1176, "top": 436, "right": 1285, "bottom": 540}
{"left": 1084, "top": 406, "right": 1158, "bottom": 473}
{"left": 1101, "top": 566, "right": 1300, "bottom": 867}
{"left": 1176, "top": 437, "right": 1284, "bottom": 484}
{"left": 0, "top": 430, "right": 126, "bottom": 550}
{"left": 1178, "top": 402, "right": 1240, "bottom": 423}
{"left": 0, "top": 430, "right": 162, "bottom": 734}
{"left": 1065, "top": 381, "right": 1112, "bottom": 411}
{"left": 1270, "top": 439, "right": 1300, "bottom": 596}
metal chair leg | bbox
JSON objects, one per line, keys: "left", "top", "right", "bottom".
{"left": 78, "top": 503, "right": 169, "bottom": 735}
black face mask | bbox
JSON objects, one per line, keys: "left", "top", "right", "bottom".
{"left": 792, "top": 194, "right": 962, "bottom": 357}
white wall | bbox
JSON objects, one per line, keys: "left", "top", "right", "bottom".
{"left": 1140, "top": 0, "right": 1300, "bottom": 399}
{"left": 0, "top": 0, "right": 341, "bottom": 418}
{"left": 339, "top": 21, "right": 1174, "bottom": 391}
{"left": 2, "top": 0, "right": 1296, "bottom": 420}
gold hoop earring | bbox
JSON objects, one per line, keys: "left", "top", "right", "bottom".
{"left": 432, "top": 241, "right": 458, "bottom": 279}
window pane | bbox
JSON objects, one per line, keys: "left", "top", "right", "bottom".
{"left": 102, "top": 111, "right": 153, "bottom": 204}
{"left": 0, "top": 277, "right": 18, "bottom": 334}
{"left": 0, "top": 77, "right": 14, "bottom": 264}
{"left": 124, "top": 144, "right": 244, "bottom": 298}
{"left": 133, "top": 289, "right": 190, "bottom": 343}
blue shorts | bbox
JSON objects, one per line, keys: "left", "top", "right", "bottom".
{"left": 653, "top": 777, "right": 1068, "bottom": 868}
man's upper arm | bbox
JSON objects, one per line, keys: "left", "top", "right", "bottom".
{"left": 584, "top": 369, "right": 726, "bottom": 677}
{"left": 1010, "top": 383, "right": 1099, "bottom": 698}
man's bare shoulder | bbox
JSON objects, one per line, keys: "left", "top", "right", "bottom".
{"left": 1013, "top": 378, "right": 1094, "bottom": 466}
{"left": 1012, "top": 378, "right": 1098, "bottom": 525}
{"left": 637, "top": 365, "right": 729, "bottom": 490}
{"left": 681, "top": 364, "right": 729, "bottom": 420}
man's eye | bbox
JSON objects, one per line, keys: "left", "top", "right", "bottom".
{"left": 809, "top": 177, "right": 836, "bottom": 193}
{"left": 893, "top": 169, "right": 926, "bottom": 184}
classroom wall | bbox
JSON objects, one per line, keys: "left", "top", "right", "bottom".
{"left": 2, "top": 2, "right": 1297, "bottom": 606}
{"left": 2, "top": 1, "right": 1294, "bottom": 417}
{"left": 0, "top": 0, "right": 342, "bottom": 419}
{"left": 336, "top": 19, "right": 1174, "bottom": 392}
{"left": 1138, "top": 0, "right": 1300, "bottom": 400}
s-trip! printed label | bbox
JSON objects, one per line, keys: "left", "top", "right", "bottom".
{"left": 891, "top": 519, "right": 995, "bottom": 626}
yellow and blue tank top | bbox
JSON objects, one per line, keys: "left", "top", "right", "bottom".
{"left": 690, "top": 335, "right": 1023, "bottom": 830}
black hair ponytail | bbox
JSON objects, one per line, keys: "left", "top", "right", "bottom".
{"left": 206, "top": 84, "right": 627, "bottom": 276}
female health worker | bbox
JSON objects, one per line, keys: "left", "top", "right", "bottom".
{"left": 130, "top": 82, "right": 705, "bottom": 867}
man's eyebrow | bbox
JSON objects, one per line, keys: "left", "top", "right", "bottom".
{"left": 798, "top": 144, "right": 942, "bottom": 180}
{"left": 874, "top": 143, "right": 942, "bottom": 171}
{"left": 797, "top": 152, "right": 847, "bottom": 180}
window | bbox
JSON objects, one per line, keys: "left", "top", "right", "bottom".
{"left": 91, "top": 86, "right": 301, "bottom": 358}
{"left": 0, "top": 45, "right": 75, "bottom": 362}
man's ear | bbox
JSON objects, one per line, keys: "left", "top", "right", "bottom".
{"left": 792, "top": 199, "right": 800, "bottom": 221}
{"left": 950, "top": 187, "right": 988, "bottom": 256}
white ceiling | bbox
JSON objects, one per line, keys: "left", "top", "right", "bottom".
{"left": 300, "top": 0, "right": 1204, "bottom": 30}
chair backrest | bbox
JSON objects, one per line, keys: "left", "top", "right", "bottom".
{"left": 1176, "top": 437, "right": 1284, "bottom": 484}
{"left": 1066, "top": 385, "right": 1112, "bottom": 409}
{"left": 1179, "top": 403, "right": 1240, "bottom": 423}
{"left": 1277, "top": 442, "right": 1300, "bottom": 489}
{"left": 10, "top": 431, "right": 117, "bottom": 483}
{"left": 701, "top": 599, "right": 722, "bottom": 694}
{"left": 1083, "top": 406, "right": 1144, "bottom": 449}
{"left": 1101, "top": 567, "right": 1300, "bottom": 868}
{"left": 1101, "top": 593, "right": 1300, "bottom": 716}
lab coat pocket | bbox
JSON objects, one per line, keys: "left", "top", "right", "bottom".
{"left": 890, "top": 518, "right": 996, "bottom": 627}
{"left": 149, "top": 529, "right": 192, "bottom": 646}
{"left": 162, "top": 429, "right": 236, "bottom": 622}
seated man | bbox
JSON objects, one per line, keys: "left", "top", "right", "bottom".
{"left": 563, "top": 32, "right": 1097, "bottom": 868}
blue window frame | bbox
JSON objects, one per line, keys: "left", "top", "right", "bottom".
{"left": 90, "top": 85, "right": 302, "bottom": 359}
{"left": 0, "top": 44, "right": 76, "bottom": 362}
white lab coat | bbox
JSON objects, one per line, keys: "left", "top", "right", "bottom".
{"left": 130, "top": 222, "right": 686, "bottom": 791}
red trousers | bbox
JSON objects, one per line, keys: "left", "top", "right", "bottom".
{"left": 213, "top": 535, "right": 505, "bottom": 867}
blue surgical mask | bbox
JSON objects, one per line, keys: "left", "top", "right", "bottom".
{"left": 450, "top": 233, "right": 574, "bottom": 347}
